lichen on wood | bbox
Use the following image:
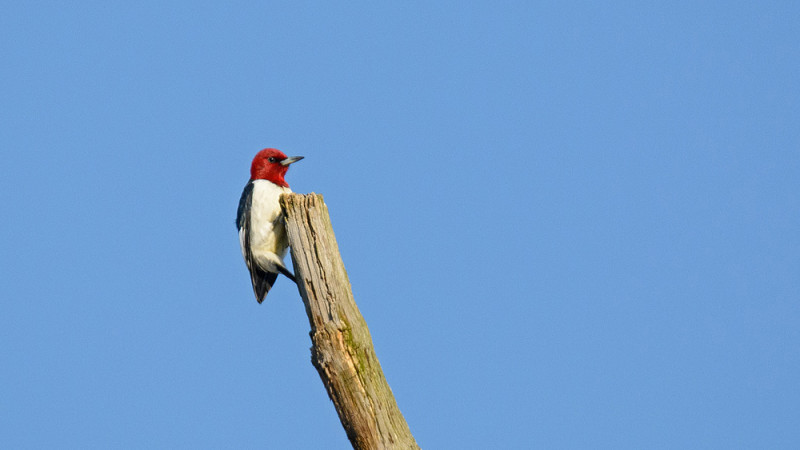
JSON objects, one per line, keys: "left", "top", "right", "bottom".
{"left": 279, "top": 193, "right": 419, "bottom": 450}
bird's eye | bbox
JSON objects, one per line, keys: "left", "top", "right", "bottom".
{"left": 268, "top": 157, "right": 277, "bottom": 163}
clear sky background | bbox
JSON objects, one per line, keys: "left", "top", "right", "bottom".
{"left": 2, "top": 2, "right": 798, "bottom": 448}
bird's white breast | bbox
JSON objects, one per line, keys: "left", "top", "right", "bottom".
{"left": 246, "top": 180, "right": 292, "bottom": 272}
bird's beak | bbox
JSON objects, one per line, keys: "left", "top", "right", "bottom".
{"left": 281, "top": 156, "right": 304, "bottom": 166}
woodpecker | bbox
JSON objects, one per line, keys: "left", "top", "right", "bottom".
{"left": 236, "top": 148, "right": 304, "bottom": 303}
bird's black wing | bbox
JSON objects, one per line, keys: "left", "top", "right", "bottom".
{"left": 237, "top": 181, "right": 278, "bottom": 303}
{"left": 236, "top": 181, "right": 254, "bottom": 232}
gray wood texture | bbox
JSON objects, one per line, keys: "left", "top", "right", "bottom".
{"left": 280, "top": 193, "right": 419, "bottom": 450}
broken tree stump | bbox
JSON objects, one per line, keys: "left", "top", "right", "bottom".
{"left": 279, "top": 193, "right": 419, "bottom": 450}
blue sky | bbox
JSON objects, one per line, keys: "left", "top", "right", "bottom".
{"left": 2, "top": 1, "right": 799, "bottom": 448}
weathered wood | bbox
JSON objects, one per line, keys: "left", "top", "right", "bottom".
{"left": 279, "top": 193, "right": 419, "bottom": 450}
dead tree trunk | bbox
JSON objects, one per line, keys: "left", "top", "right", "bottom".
{"left": 279, "top": 193, "right": 419, "bottom": 450}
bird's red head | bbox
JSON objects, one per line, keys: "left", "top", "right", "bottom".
{"left": 250, "top": 148, "right": 304, "bottom": 187}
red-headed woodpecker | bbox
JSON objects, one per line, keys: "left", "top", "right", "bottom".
{"left": 236, "top": 148, "right": 304, "bottom": 303}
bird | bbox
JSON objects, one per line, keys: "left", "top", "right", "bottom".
{"left": 236, "top": 148, "right": 304, "bottom": 303}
